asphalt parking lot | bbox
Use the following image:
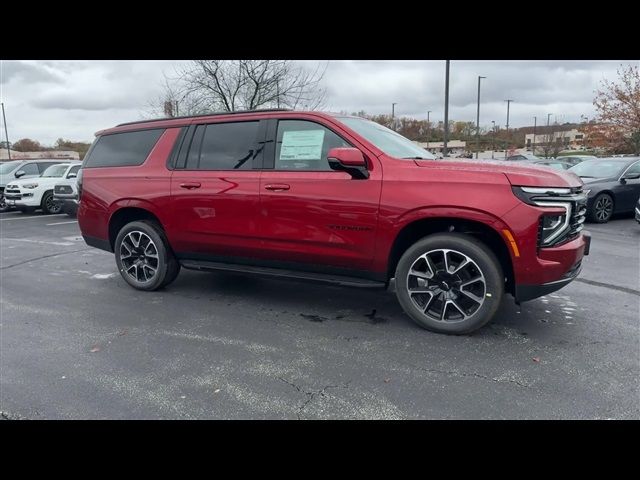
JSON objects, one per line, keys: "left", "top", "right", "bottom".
{"left": 1, "top": 211, "right": 638, "bottom": 419}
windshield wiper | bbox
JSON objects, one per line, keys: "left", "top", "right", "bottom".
{"left": 579, "top": 175, "right": 595, "bottom": 178}
{"left": 402, "top": 156, "right": 432, "bottom": 160}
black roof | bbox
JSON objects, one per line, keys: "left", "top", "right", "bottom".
{"left": 116, "top": 108, "right": 291, "bottom": 127}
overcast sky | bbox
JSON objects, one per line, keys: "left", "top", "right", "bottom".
{"left": 1, "top": 60, "right": 636, "bottom": 146}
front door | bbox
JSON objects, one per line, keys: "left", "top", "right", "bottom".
{"left": 258, "top": 118, "right": 382, "bottom": 273}
{"left": 617, "top": 161, "right": 640, "bottom": 211}
{"left": 169, "top": 120, "right": 265, "bottom": 260}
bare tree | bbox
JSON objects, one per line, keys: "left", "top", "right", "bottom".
{"left": 149, "top": 60, "right": 327, "bottom": 117}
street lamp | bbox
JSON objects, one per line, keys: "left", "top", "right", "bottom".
{"left": 533, "top": 116, "right": 537, "bottom": 155}
{"left": 391, "top": 103, "right": 398, "bottom": 131}
{"left": 475, "top": 76, "right": 486, "bottom": 159}
{"left": 426, "top": 110, "right": 432, "bottom": 149}
{"left": 504, "top": 99, "right": 513, "bottom": 159}
{"left": 491, "top": 120, "right": 496, "bottom": 159}
{"left": 443, "top": 60, "right": 450, "bottom": 158}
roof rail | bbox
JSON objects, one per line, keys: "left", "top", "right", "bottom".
{"left": 116, "top": 108, "right": 291, "bottom": 127}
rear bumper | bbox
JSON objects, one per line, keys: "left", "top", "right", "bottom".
{"left": 515, "top": 231, "right": 591, "bottom": 302}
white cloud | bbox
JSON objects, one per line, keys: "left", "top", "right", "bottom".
{"left": 0, "top": 59, "right": 636, "bottom": 146}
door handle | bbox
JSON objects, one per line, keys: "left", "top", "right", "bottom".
{"left": 264, "top": 184, "right": 290, "bottom": 191}
{"left": 180, "top": 182, "right": 201, "bottom": 190}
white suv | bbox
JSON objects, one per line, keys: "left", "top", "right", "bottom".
{"left": 4, "top": 163, "right": 82, "bottom": 214}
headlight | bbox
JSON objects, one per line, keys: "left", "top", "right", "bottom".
{"left": 536, "top": 202, "right": 572, "bottom": 246}
{"left": 22, "top": 183, "right": 39, "bottom": 189}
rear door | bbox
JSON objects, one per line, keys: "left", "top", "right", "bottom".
{"left": 258, "top": 117, "right": 382, "bottom": 272}
{"left": 169, "top": 119, "right": 266, "bottom": 260}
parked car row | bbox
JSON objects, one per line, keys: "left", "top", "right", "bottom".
{"left": 0, "top": 160, "right": 80, "bottom": 216}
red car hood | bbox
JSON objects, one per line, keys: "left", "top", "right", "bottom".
{"left": 413, "top": 159, "right": 583, "bottom": 188}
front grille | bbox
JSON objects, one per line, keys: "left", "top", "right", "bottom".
{"left": 567, "top": 196, "right": 587, "bottom": 240}
{"left": 55, "top": 185, "right": 73, "bottom": 194}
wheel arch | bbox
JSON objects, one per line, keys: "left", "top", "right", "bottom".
{"left": 108, "top": 206, "right": 164, "bottom": 251}
{"left": 386, "top": 215, "right": 515, "bottom": 295}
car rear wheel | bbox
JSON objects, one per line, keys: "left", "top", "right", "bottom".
{"left": 41, "top": 191, "right": 62, "bottom": 215}
{"left": 395, "top": 233, "right": 504, "bottom": 334}
{"left": 114, "top": 220, "right": 180, "bottom": 291}
{"left": 589, "top": 193, "right": 614, "bottom": 223}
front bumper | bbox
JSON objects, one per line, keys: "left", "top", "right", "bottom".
{"left": 515, "top": 230, "right": 591, "bottom": 302}
{"left": 4, "top": 190, "right": 39, "bottom": 207}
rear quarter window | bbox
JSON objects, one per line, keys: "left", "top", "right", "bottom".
{"left": 83, "top": 129, "right": 164, "bottom": 168}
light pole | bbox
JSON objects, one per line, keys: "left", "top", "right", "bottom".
{"left": 532, "top": 116, "right": 537, "bottom": 155}
{"left": 504, "top": 99, "right": 513, "bottom": 158}
{"left": 391, "top": 103, "right": 397, "bottom": 131}
{"left": 491, "top": 120, "right": 496, "bottom": 159}
{"left": 1, "top": 103, "right": 10, "bottom": 160}
{"left": 443, "top": 60, "right": 450, "bottom": 158}
{"left": 426, "top": 110, "right": 432, "bottom": 149}
{"left": 475, "top": 76, "right": 486, "bottom": 159}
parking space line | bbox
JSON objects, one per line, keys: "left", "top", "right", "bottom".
{"left": 47, "top": 220, "right": 78, "bottom": 226}
{"left": 0, "top": 214, "right": 66, "bottom": 221}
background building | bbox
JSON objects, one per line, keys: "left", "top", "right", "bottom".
{"left": 416, "top": 140, "right": 467, "bottom": 156}
{"left": 0, "top": 150, "right": 80, "bottom": 162}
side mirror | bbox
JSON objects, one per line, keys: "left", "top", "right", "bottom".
{"left": 621, "top": 172, "right": 640, "bottom": 182}
{"left": 67, "top": 173, "right": 77, "bottom": 179}
{"left": 327, "top": 147, "right": 369, "bottom": 179}
{"left": 15, "top": 170, "right": 26, "bottom": 178}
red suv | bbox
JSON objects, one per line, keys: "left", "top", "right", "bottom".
{"left": 77, "top": 110, "right": 591, "bottom": 334}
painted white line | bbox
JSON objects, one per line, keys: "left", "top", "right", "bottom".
{"left": 0, "top": 214, "right": 66, "bottom": 221}
{"left": 46, "top": 220, "right": 78, "bottom": 226}
{"left": 3, "top": 238, "right": 74, "bottom": 246}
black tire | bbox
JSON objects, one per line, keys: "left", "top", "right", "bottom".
{"left": 589, "top": 193, "right": 614, "bottom": 223}
{"left": 63, "top": 203, "right": 78, "bottom": 217}
{"left": 0, "top": 195, "right": 10, "bottom": 213}
{"left": 395, "top": 233, "right": 504, "bottom": 334}
{"left": 114, "top": 220, "right": 180, "bottom": 291}
{"left": 41, "top": 191, "right": 62, "bottom": 215}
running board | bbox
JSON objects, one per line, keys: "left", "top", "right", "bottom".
{"left": 180, "top": 259, "right": 387, "bottom": 289}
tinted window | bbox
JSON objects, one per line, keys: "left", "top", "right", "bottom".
{"left": 275, "top": 120, "right": 350, "bottom": 171}
{"left": 626, "top": 162, "right": 640, "bottom": 175}
{"left": 194, "top": 122, "right": 259, "bottom": 170}
{"left": 0, "top": 161, "right": 21, "bottom": 175}
{"left": 84, "top": 129, "right": 164, "bottom": 168}
{"left": 18, "top": 163, "right": 39, "bottom": 176}
{"left": 67, "top": 164, "right": 81, "bottom": 177}
{"left": 185, "top": 125, "right": 206, "bottom": 169}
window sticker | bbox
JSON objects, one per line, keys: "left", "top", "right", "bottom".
{"left": 279, "top": 130, "right": 325, "bottom": 161}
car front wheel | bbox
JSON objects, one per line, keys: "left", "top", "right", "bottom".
{"left": 395, "top": 233, "right": 504, "bottom": 334}
{"left": 589, "top": 193, "right": 614, "bottom": 223}
{"left": 114, "top": 220, "right": 180, "bottom": 291}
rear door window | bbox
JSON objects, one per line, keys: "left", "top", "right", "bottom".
{"left": 185, "top": 121, "right": 260, "bottom": 170}
{"left": 83, "top": 129, "right": 164, "bottom": 168}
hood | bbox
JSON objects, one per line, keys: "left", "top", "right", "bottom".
{"left": 579, "top": 176, "right": 617, "bottom": 185}
{"left": 9, "top": 176, "right": 59, "bottom": 188}
{"left": 413, "top": 159, "right": 583, "bottom": 188}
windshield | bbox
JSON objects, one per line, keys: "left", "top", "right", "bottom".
{"left": 0, "top": 161, "right": 21, "bottom": 175}
{"left": 339, "top": 117, "right": 436, "bottom": 160}
{"left": 569, "top": 161, "right": 626, "bottom": 178}
{"left": 41, "top": 164, "right": 68, "bottom": 178}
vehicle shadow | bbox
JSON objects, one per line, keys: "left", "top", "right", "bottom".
{"left": 167, "top": 269, "right": 550, "bottom": 336}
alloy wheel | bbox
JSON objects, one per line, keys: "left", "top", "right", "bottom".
{"left": 594, "top": 196, "right": 613, "bottom": 221}
{"left": 45, "top": 195, "right": 62, "bottom": 214}
{"left": 119, "top": 231, "right": 160, "bottom": 283}
{"left": 406, "top": 248, "right": 486, "bottom": 323}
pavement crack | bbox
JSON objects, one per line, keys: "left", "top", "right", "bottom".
{"left": 278, "top": 377, "right": 351, "bottom": 419}
{"left": 410, "top": 366, "right": 532, "bottom": 389}
{"left": 0, "top": 248, "right": 93, "bottom": 270}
